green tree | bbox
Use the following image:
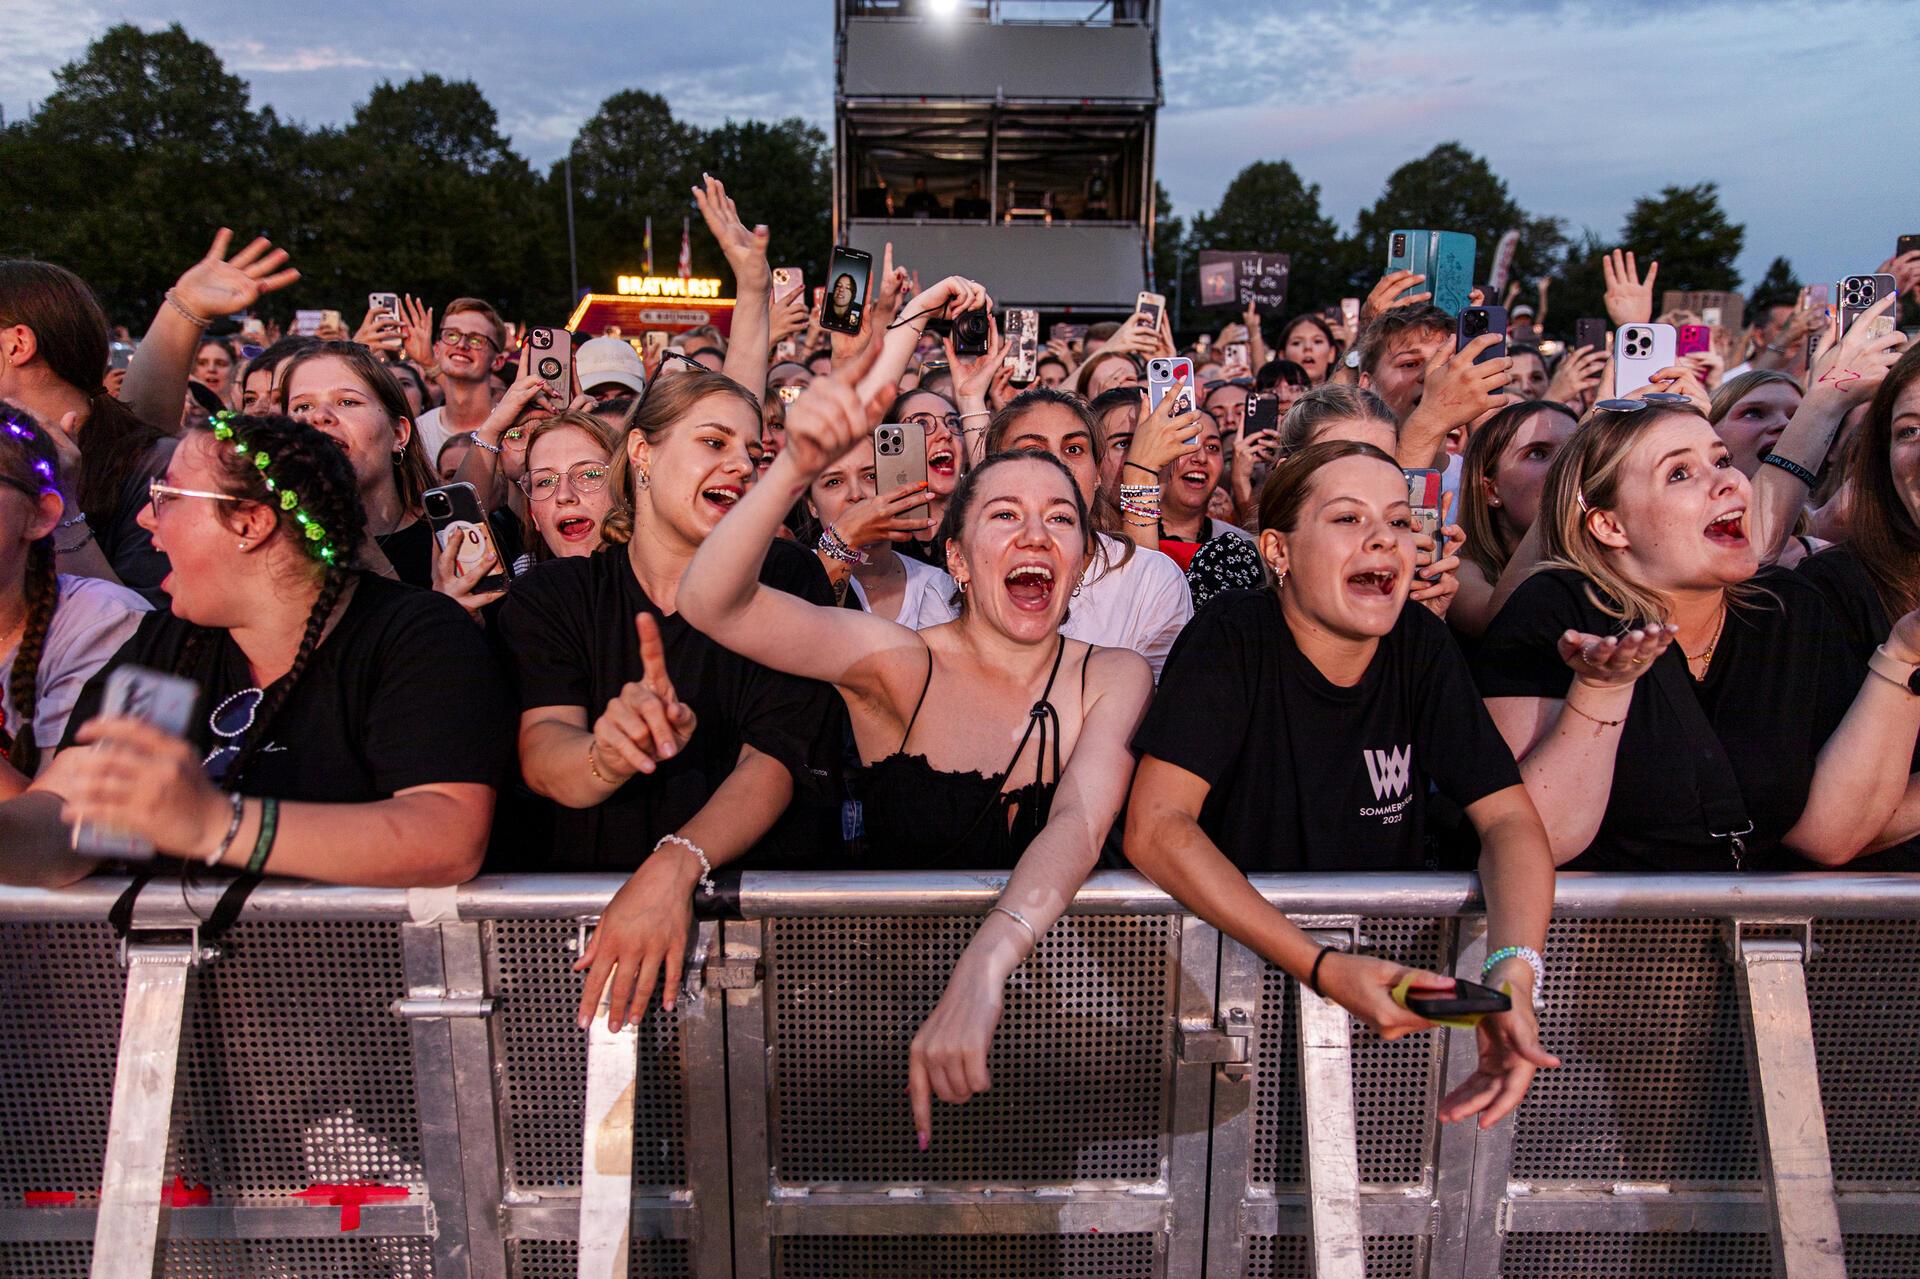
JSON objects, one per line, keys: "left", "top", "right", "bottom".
{"left": 1749, "top": 255, "right": 1798, "bottom": 310}
{"left": 697, "top": 118, "right": 833, "bottom": 287}
{"left": 1188, "top": 160, "right": 1342, "bottom": 325}
{"left": 1351, "top": 142, "right": 1565, "bottom": 296}
{"left": 563, "top": 89, "right": 701, "bottom": 297}
{"left": 1617, "top": 182, "right": 1744, "bottom": 293}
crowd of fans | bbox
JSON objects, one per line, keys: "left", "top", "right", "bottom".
{"left": 4, "top": 171, "right": 1920, "bottom": 1142}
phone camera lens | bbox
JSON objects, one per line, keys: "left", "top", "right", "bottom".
{"left": 531, "top": 330, "right": 552, "bottom": 350}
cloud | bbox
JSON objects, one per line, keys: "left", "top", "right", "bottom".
{"left": 219, "top": 40, "right": 411, "bottom": 75}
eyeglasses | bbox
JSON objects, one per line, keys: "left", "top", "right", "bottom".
{"left": 519, "top": 462, "right": 611, "bottom": 500}
{"left": 661, "top": 351, "right": 707, "bottom": 373}
{"left": 202, "top": 686, "right": 263, "bottom": 784}
{"left": 903, "top": 412, "right": 960, "bottom": 434}
{"left": 1594, "top": 393, "right": 1693, "bottom": 412}
{"left": 437, "top": 329, "right": 498, "bottom": 352}
{"left": 148, "top": 479, "right": 249, "bottom": 516}
{"left": 501, "top": 426, "right": 531, "bottom": 449}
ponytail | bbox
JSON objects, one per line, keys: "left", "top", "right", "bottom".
{"left": 5, "top": 540, "right": 58, "bottom": 775}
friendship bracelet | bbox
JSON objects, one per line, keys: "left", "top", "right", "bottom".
{"left": 657, "top": 833, "right": 717, "bottom": 896}
{"left": 244, "top": 797, "right": 280, "bottom": 875}
{"left": 817, "top": 524, "right": 869, "bottom": 566}
{"left": 1307, "top": 946, "right": 1334, "bottom": 997}
{"left": 1483, "top": 945, "right": 1546, "bottom": 1009}
{"left": 1562, "top": 700, "right": 1626, "bottom": 729}
{"left": 55, "top": 528, "right": 95, "bottom": 555}
{"left": 990, "top": 904, "right": 1039, "bottom": 951}
{"left": 958, "top": 409, "right": 992, "bottom": 421}
{"left": 586, "top": 739, "right": 615, "bottom": 785}
{"left": 1759, "top": 452, "right": 1818, "bottom": 487}
{"left": 206, "top": 791, "right": 245, "bottom": 867}
{"left": 163, "top": 289, "right": 210, "bottom": 329}
{"left": 469, "top": 430, "right": 504, "bottom": 456}
{"left": 1122, "top": 461, "right": 1160, "bottom": 479}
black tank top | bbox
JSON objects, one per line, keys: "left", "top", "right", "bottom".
{"left": 857, "top": 638, "right": 1079, "bottom": 870}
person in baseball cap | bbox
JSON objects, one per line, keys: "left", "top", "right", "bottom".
{"left": 573, "top": 335, "right": 647, "bottom": 400}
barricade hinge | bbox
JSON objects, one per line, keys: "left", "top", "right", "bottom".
{"left": 390, "top": 992, "right": 496, "bottom": 1019}
{"left": 1180, "top": 1005, "right": 1253, "bottom": 1079}
{"left": 116, "top": 927, "right": 211, "bottom": 969}
{"left": 705, "top": 958, "right": 762, "bottom": 990}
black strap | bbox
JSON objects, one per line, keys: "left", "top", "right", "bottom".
{"left": 1645, "top": 649, "right": 1754, "bottom": 867}
{"left": 896, "top": 643, "right": 936, "bottom": 753}
{"left": 107, "top": 868, "right": 261, "bottom": 945}
{"left": 106, "top": 871, "right": 158, "bottom": 938}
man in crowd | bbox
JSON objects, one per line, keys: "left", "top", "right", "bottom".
{"left": 410, "top": 297, "right": 508, "bottom": 460}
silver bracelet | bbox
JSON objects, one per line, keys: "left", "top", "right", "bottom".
{"left": 163, "top": 289, "right": 210, "bottom": 329}
{"left": 656, "top": 833, "right": 717, "bottom": 896}
{"left": 989, "top": 904, "right": 1039, "bottom": 950}
{"left": 1483, "top": 945, "right": 1546, "bottom": 1009}
{"left": 206, "top": 792, "right": 246, "bottom": 867}
{"left": 469, "top": 430, "right": 504, "bottom": 456}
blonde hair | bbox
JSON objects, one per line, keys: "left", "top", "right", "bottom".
{"left": 603, "top": 369, "right": 762, "bottom": 544}
{"left": 519, "top": 410, "right": 629, "bottom": 561}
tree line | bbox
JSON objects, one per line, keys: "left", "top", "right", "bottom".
{"left": 4, "top": 23, "right": 1782, "bottom": 338}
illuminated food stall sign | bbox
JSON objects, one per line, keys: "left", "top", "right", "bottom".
{"left": 617, "top": 276, "right": 726, "bottom": 299}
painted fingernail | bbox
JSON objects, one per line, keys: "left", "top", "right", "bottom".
{"left": 917, "top": 1132, "right": 929, "bottom": 1151}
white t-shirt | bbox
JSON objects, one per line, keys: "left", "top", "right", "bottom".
{"left": 849, "top": 555, "right": 959, "bottom": 631}
{"left": 1062, "top": 533, "right": 1194, "bottom": 679}
{"left": 0, "top": 575, "right": 150, "bottom": 769}
{"left": 413, "top": 406, "right": 455, "bottom": 465}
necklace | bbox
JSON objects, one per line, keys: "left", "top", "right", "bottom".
{"left": 1684, "top": 606, "right": 1727, "bottom": 672}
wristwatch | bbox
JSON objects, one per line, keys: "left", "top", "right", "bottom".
{"left": 1868, "top": 645, "right": 1920, "bottom": 695}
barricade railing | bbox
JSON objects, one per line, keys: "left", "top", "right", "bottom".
{"left": 2, "top": 872, "right": 1916, "bottom": 1279}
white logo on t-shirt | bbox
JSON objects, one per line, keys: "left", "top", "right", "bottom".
{"left": 1363, "top": 745, "right": 1413, "bottom": 801}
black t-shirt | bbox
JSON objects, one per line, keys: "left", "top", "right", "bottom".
{"left": 376, "top": 519, "right": 437, "bottom": 590}
{"left": 64, "top": 573, "right": 514, "bottom": 803}
{"left": 1133, "top": 589, "right": 1521, "bottom": 872}
{"left": 1473, "top": 568, "right": 1859, "bottom": 871}
{"left": 494, "top": 539, "right": 842, "bottom": 871}
{"left": 1796, "top": 546, "right": 1920, "bottom": 870}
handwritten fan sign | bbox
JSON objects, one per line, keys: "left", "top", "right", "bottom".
{"left": 1198, "top": 251, "right": 1291, "bottom": 312}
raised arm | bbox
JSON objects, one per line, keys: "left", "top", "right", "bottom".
{"left": 696, "top": 176, "right": 774, "bottom": 396}
{"left": 908, "top": 645, "right": 1152, "bottom": 1146}
{"left": 122, "top": 230, "right": 300, "bottom": 432}
{"left": 1396, "top": 334, "right": 1512, "bottom": 470}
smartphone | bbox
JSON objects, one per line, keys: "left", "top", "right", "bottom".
{"left": 1457, "top": 305, "right": 1508, "bottom": 373}
{"left": 1614, "top": 322, "right": 1677, "bottom": 394}
{"left": 1395, "top": 976, "right": 1512, "bottom": 1022}
{"left": 873, "top": 422, "right": 928, "bottom": 493}
{"left": 1222, "top": 340, "right": 1249, "bottom": 370}
{"left": 1840, "top": 273, "right": 1899, "bottom": 340}
{"left": 1340, "top": 297, "right": 1361, "bottom": 333}
{"left": 1897, "top": 234, "right": 1920, "bottom": 261}
{"left": 776, "top": 384, "right": 803, "bottom": 405}
{"left": 642, "top": 331, "right": 668, "bottom": 361}
{"left": 1244, "top": 393, "right": 1280, "bottom": 438}
{"left": 1050, "top": 321, "right": 1088, "bottom": 347}
{"left": 1387, "top": 228, "right": 1427, "bottom": 295}
{"left": 1146, "top": 356, "right": 1196, "bottom": 415}
{"left": 71, "top": 667, "right": 199, "bottom": 860}
{"left": 1134, "top": 291, "right": 1166, "bottom": 332}
{"left": 107, "top": 341, "right": 136, "bottom": 372}
{"left": 1004, "top": 308, "right": 1039, "bottom": 384}
{"left": 424, "top": 483, "right": 510, "bottom": 596}
{"left": 820, "top": 246, "right": 873, "bottom": 335}
{"left": 524, "top": 326, "right": 572, "bottom": 399}
{"left": 774, "top": 337, "right": 800, "bottom": 362}
{"left": 771, "top": 267, "right": 804, "bottom": 306}
{"left": 367, "top": 291, "right": 399, "bottom": 318}
{"left": 1427, "top": 231, "right": 1477, "bottom": 316}
{"left": 1676, "top": 323, "right": 1712, "bottom": 357}
{"left": 1404, "top": 468, "right": 1442, "bottom": 541}
{"left": 1573, "top": 317, "right": 1608, "bottom": 354}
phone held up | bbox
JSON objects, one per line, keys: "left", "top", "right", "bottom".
{"left": 1146, "top": 356, "right": 1196, "bottom": 416}
{"left": 1135, "top": 290, "right": 1166, "bottom": 333}
{"left": 1244, "top": 393, "right": 1280, "bottom": 488}
{"left": 1403, "top": 468, "right": 1442, "bottom": 542}
{"left": 1004, "top": 308, "right": 1040, "bottom": 385}
{"left": 873, "top": 421, "right": 929, "bottom": 494}
{"left": 71, "top": 667, "right": 200, "bottom": 859}
{"left": 1839, "top": 273, "right": 1899, "bottom": 340}
{"left": 424, "top": 482, "right": 511, "bottom": 596}
{"left": 1614, "top": 322, "right": 1677, "bottom": 395}
{"left": 1456, "top": 305, "right": 1508, "bottom": 389}
{"left": 1573, "top": 317, "right": 1608, "bottom": 355}
{"left": 525, "top": 326, "right": 572, "bottom": 400}
{"left": 771, "top": 267, "right": 804, "bottom": 306}
{"left": 820, "top": 246, "right": 873, "bottom": 335}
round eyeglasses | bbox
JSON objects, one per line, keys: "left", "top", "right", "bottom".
{"left": 520, "top": 462, "right": 611, "bottom": 500}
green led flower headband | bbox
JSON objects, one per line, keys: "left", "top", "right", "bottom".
{"left": 210, "top": 411, "right": 341, "bottom": 566}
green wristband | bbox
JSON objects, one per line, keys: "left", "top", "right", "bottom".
{"left": 244, "top": 796, "right": 280, "bottom": 875}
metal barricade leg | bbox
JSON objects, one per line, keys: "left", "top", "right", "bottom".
{"left": 1297, "top": 924, "right": 1364, "bottom": 1279}
{"left": 91, "top": 932, "right": 200, "bottom": 1279}
{"left": 1729, "top": 919, "right": 1847, "bottom": 1279}
{"left": 722, "top": 918, "right": 771, "bottom": 1279}
{"left": 576, "top": 985, "right": 638, "bottom": 1279}
{"left": 1428, "top": 916, "right": 1513, "bottom": 1279}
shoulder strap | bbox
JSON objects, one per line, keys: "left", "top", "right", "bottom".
{"left": 896, "top": 642, "right": 936, "bottom": 753}
{"left": 1644, "top": 652, "right": 1755, "bottom": 867}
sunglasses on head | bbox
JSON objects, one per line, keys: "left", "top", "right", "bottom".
{"left": 1594, "top": 393, "right": 1693, "bottom": 412}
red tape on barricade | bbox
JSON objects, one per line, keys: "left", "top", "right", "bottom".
{"left": 293, "top": 1182, "right": 410, "bottom": 1231}
{"left": 23, "top": 1190, "right": 78, "bottom": 1206}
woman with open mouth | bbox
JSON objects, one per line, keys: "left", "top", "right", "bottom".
{"left": 888, "top": 388, "right": 965, "bottom": 570}
{"left": 677, "top": 284, "right": 1152, "bottom": 1152}
{"left": 498, "top": 366, "right": 842, "bottom": 1036}
{"left": 516, "top": 410, "right": 621, "bottom": 564}
{"left": 1475, "top": 399, "right": 1920, "bottom": 872}
{"left": 802, "top": 436, "right": 953, "bottom": 630}
{"left": 1127, "top": 437, "right": 1560, "bottom": 1129}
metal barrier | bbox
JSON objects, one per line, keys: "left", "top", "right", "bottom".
{"left": 1, "top": 872, "right": 1916, "bottom": 1278}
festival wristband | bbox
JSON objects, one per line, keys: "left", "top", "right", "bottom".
{"left": 1758, "top": 452, "right": 1817, "bottom": 487}
{"left": 244, "top": 797, "right": 280, "bottom": 875}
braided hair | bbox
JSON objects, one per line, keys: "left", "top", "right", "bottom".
{"left": 0, "top": 402, "right": 63, "bottom": 775}
{"left": 177, "top": 413, "right": 367, "bottom": 787}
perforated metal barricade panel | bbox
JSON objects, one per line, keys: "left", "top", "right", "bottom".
{"left": 506, "top": 1238, "right": 691, "bottom": 1278}
{"left": 774, "top": 1233, "right": 1157, "bottom": 1277}
{"left": 491, "top": 919, "right": 686, "bottom": 1193}
{"left": 165, "top": 921, "right": 421, "bottom": 1196}
{"left": 765, "top": 914, "right": 1176, "bottom": 1185}
{"left": 1251, "top": 917, "right": 1446, "bottom": 1191}
{"left": 163, "top": 1237, "right": 433, "bottom": 1276}
{"left": 1845, "top": 1235, "right": 1920, "bottom": 1278}
{"left": 1500, "top": 1231, "right": 1774, "bottom": 1276}
{"left": 1244, "top": 1235, "right": 1424, "bottom": 1279}
{"left": 1807, "top": 919, "right": 1920, "bottom": 1186}
{"left": 1511, "top": 918, "right": 1758, "bottom": 1184}
{"left": 0, "top": 1241, "right": 91, "bottom": 1279}
{"left": 0, "top": 922, "right": 123, "bottom": 1202}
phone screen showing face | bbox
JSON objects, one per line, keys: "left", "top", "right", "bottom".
{"left": 821, "top": 247, "right": 872, "bottom": 335}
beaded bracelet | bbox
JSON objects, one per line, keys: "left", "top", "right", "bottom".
{"left": 469, "top": 430, "right": 504, "bottom": 456}
{"left": 163, "top": 289, "right": 210, "bottom": 329}
{"left": 817, "top": 524, "right": 869, "bottom": 566}
{"left": 205, "top": 791, "right": 246, "bottom": 867}
{"left": 657, "top": 833, "right": 717, "bottom": 896}
{"left": 1483, "top": 945, "right": 1545, "bottom": 1009}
